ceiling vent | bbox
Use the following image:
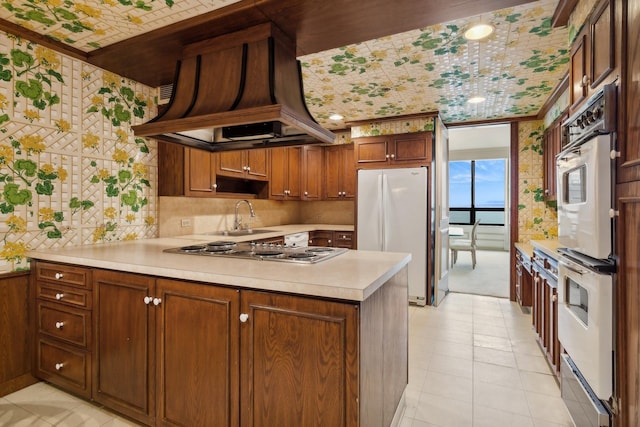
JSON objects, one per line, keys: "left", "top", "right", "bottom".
{"left": 133, "top": 23, "right": 335, "bottom": 152}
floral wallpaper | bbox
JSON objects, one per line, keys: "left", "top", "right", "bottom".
{"left": 0, "top": 0, "right": 241, "bottom": 51}
{"left": 517, "top": 120, "right": 557, "bottom": 243}
{"left": 0, "top": 1, "right": 570, "bottom": 130}
{"left": 301, "top": 0, "right": 569, "bottom": 127}
{"left": 351, "top": 117, "right": 434, "bottom": 138}
{"left": 0, "top": 31, "right": 157, "bottom": 272}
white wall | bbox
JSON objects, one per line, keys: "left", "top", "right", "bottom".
{"left": 448, "top": 124, "right": 510, "bottom": 251}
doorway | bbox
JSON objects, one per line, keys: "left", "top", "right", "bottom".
{"left": 447, "top": 124, "right": 511, "bottom": 298}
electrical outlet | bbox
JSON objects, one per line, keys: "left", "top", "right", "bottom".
{"left": 180, "top": 218, "right": 192, "bottom": 227}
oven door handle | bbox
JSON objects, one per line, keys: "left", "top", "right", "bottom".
{"left": 559, "top": 258, "right": 588, "bottom": 275}
{"left": 557, "top": 147, "right": 582, "bottom": 163}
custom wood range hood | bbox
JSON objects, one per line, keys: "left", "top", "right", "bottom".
{"left": 132, "top": 23, "right": 336, "bottom": 152}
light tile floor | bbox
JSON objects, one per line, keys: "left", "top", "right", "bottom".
{"left": 400, "top": 292, "right": 574, "bottom": 427}
{"left": 0, "top": 293, "right": 573, "bottom": 427}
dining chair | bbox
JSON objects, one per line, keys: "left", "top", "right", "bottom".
{"left": 450, "top": 219, "right": 480, "bottom": 269}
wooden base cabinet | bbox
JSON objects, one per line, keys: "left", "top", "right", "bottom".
{"left": 93, "top": 270, "right": 155, "bottom": 425}
{"left": 93, "top": 271, "right": 240, "bottom": 427}
{"left": 0, "top": 271, "right": 37, "bottom": 396}
{"left": 240, "top": 290, "right": 359, "bottom": 426}
{"left": 32, "top": 262, "right": 407, "bottom": 427}
{"left": 33, "top": 262, "right": 92, "bottom": 399}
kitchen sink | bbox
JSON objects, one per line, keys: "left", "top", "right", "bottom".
{"left": 206, "top": 229, "right": 278, "bottom": 237}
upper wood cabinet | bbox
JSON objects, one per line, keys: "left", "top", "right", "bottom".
{"left": 157, "top": 142, "right": 218, "bottom": 197}
{"left": 569, "top": 0, "right": 615, "bottom": 110}
{"left": 301, "top": 146, "right": 323, "bottom": 200}
{"left": 269, "top": 146, "right": 302, "bottom": 200}
{"left": 354, "top": 131, "right": 432, "bottom": 169}
{"left": 217, "top": 149, "right": 269, "bottom": 181}
{"left": 543, "top": 111, "right": 568, "bottom": 201}
{"left": 324, "top": 144, "right": 355, "bottom": 199}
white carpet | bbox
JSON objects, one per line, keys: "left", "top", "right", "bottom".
{"left": 447, "top": 249, "right": 510, "bottom": 298}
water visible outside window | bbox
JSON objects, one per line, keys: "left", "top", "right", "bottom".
{"left": 449, "top": 159, "right": 506, "bottom": 225}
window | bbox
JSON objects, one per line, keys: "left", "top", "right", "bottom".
{"left": 449, "top": 159, "right": 506, "bottom": 225}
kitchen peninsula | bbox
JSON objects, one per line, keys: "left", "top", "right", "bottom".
{"left": 28, "top": 235, "right": 410, "bottom": 427}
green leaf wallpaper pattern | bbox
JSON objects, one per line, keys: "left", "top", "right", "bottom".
{"left": 300, "top": 0, "right": 569, "bottom": 127}
{"left": 0, "top": 35, "right": 157, "bottom": 272}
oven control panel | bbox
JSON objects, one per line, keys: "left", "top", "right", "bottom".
{"left": 562, "top": 83, "right": 617, "bottom": 149}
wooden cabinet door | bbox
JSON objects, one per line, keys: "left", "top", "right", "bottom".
{"left": 217, "top": 151, "right": 246, "bottom": 179}
{"left": 570, "top": 31, "right": 588, "bottom": 109}
{"left": 325, "top": 145, "right": 356, "bottom": 200}
{"left": 324, "top": 146, "right": 342, "bottom": 200}
{"left": 246, "top": 148, "right": 269, "bottom": 181}
{"left": 543, "top": 113, "right": 566, "bottom": 201}
{"left": 155, "top": 279, "right": 240, "bottom": 427}
{"left": 341, "top": 145, "right": 356, "bottom": 198}
{"left": 589, "top": 0, "right": 614, "bottom": 89}
{"left": 615, "top": 182, "right": 640, "bottom": 426}
{"left": 240, "top": 290, "right": 359, "bottom": 427}
{"left": 93, "top": 270, "right": 155, "bottom": 426}
{"left": 269, "top": 147, "right": 288, "bottom": 199}
{"left": 301, "top": 146, "right": 323, "bottom": 200}
{"left": 186, "top": 148, "right": 217, "bottom": 196}
{"left": 355, "top": 136, "right": 389, "bottom": 165}
{"left": 286, "top": 147, "right": 302, "bottom": 199}
{"left": 391, "top": 133, "right": 431, "bottom": 164}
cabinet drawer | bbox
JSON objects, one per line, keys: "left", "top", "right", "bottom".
{"left": 36, "top": 262, "right": 91, "bottom": 289}
{"left": 37, "top": 282, "right": 92, "bottom": 309}
{"left": 36, "top": 339, "right": 91, "bottom": 398}
{"left": 334, "top": 232, "right": 354, "bottom": 249}
{"left": 38, "top": 302, "right": 90, "bottom": 348}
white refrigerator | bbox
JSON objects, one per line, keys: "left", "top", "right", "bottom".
{"left": 357, "top": 167, "right": 429, "bottom": 305}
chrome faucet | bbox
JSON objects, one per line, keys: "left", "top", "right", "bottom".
{"left": 234, "top": 200, "right": 256, "bottom": 231}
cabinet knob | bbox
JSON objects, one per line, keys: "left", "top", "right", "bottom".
{"left": 55, "top": 293, "right": 64, "bottom": 300}
{"left": 153, "top": 297, "right": 162, "bottom": 306}
{"left": 212, "top": 184, "right": 217, "bottom": 190}
{"left": 544, "top": 189, "right": 549, "bottom": 194}
{"left": 239, "top": 313, "right": 249, "bottom": 323}
{"left": 328, "top": 240, "right": 332, "bottom": 244}
{"left": 144, "top": 296, "right": 152, "bottom": 305}
{"left": 304, "top": 191, "right": 308, "bottom": 196}
{"left": 581, "top": 74, "right": 590, "bottom": 87}
{"left": 55, "top": 272, "right": 64, "bottom": 280}
{"left": 55, "top": 321, "right": 64, "bottom": 329}
{"left": 242, "top": 166, "right": 248, "bottom": 171}
{"left": 552, "top": 294, "right": 558, "bottom": 302}
{"left": 309, "top": 240, "right": 313, "bottom": 244}
{"left": 55, "top": 363, "right": 64, "bottom": 371}
{"left": 390, "top": 154, "right": 395, "bottom": 159}
{"left": 385, "top": 154, "right": 390, "bottom": 159}
{"left": 246, "top": 166, "right": 250, "bottom": 172}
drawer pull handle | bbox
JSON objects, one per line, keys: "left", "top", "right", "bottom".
{"left": 55, "top": 272, "right": 64, "bottom": 280}
{"left": 144, "top": 296, "right": 152, "bottom": 305}
{"left": 239, "top": 313, "right": 249, "bottom": 323}
{"left": 55, "top": 293, "right": 64, "bottom": 300}
{"left": 55, "top": 363, "right": 64, "bottom": 371}
{"left": 152, "top": 297, "right": 162, "bottom": 306}
{"left": 55, "top": 321, "right": 64, "bottom": 329}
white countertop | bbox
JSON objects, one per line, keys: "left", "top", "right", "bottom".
{"left": 28, "top": 234, "right": 409, "bottom": 302}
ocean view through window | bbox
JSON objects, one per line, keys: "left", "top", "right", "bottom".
{"left": 449, "top": 159, "right": 506, "bottom": 225}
